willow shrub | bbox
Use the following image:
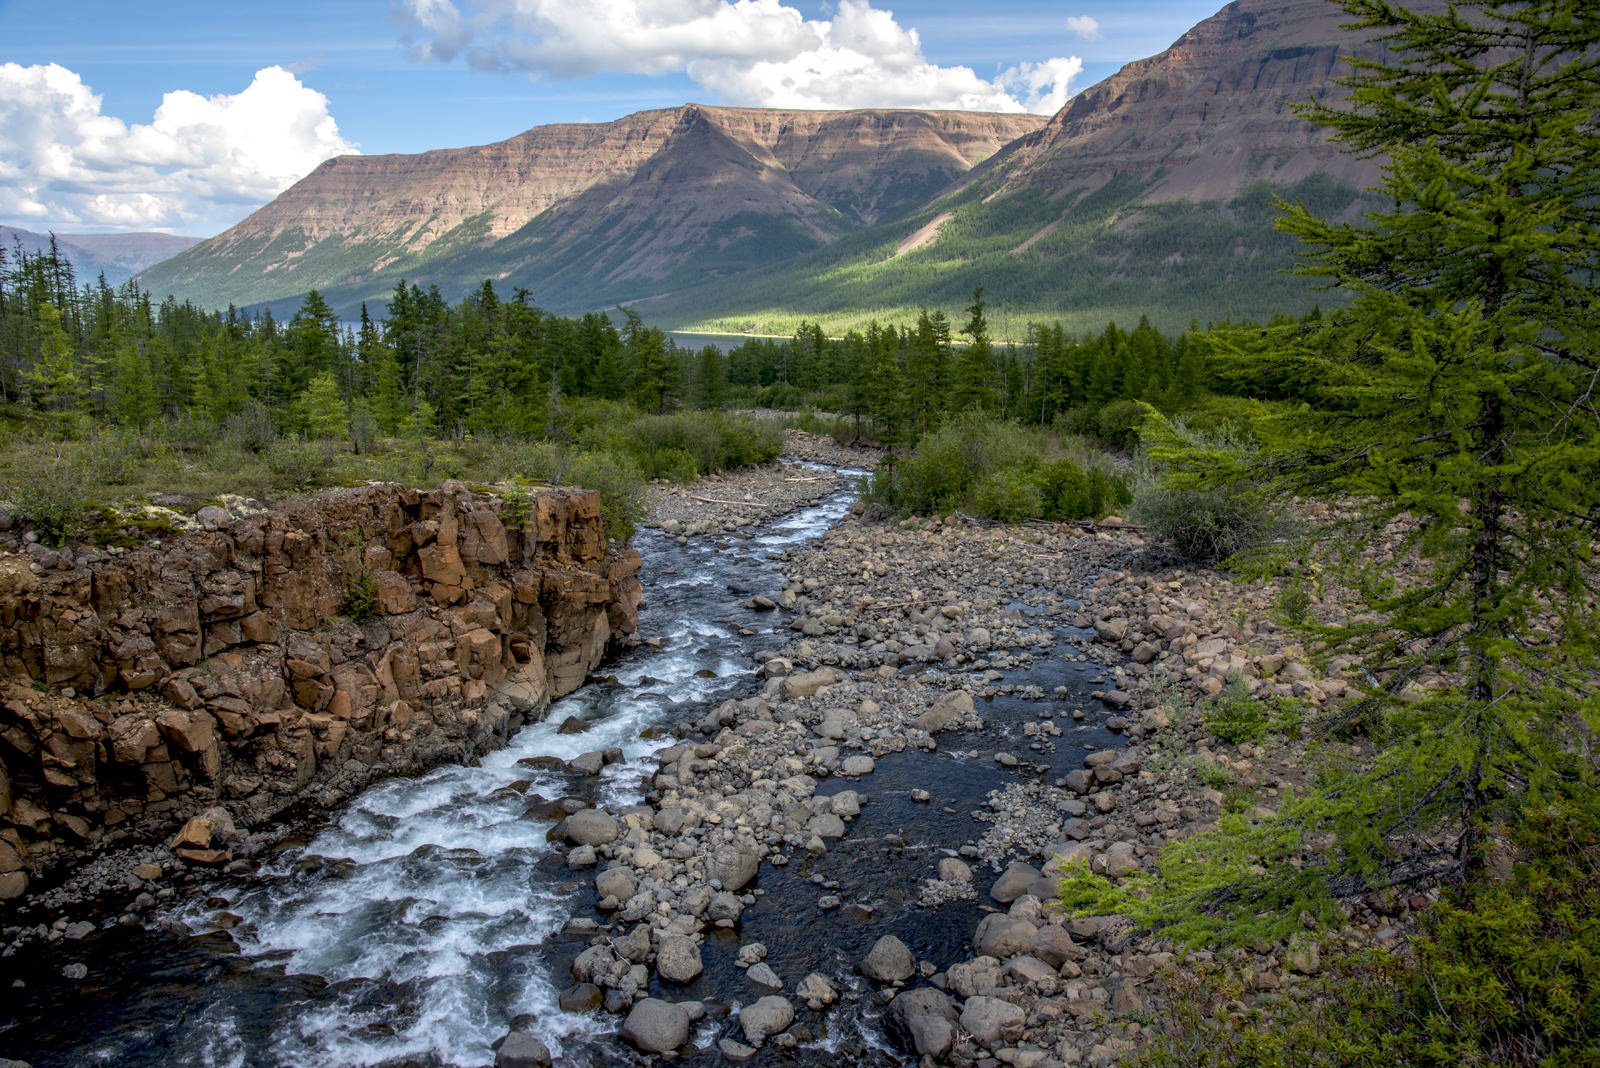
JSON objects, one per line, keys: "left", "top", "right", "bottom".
{"left": 870, "top": 412, "right": 1129, "bottom": 521}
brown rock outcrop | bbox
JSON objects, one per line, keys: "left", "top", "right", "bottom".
{"left": 0, "top": 481, "right": 641, "bottom": 896}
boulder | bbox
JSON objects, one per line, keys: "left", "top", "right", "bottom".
{"left": 989, "top": 861, "right": 1043, "bottom": 904}
{"left": 960, "top": 995, "right": 1026, "bottom": 1047}
{"left": 914, "top": 690, "right": 974, "bottom": 734}
{"left": 595, "top": 867, "right": 636, "bottom": 902}
{"left": 706, "top": 842, "right": 761, "bottom": 891}
{"left": 1028, "top": 925, "right": 1078, "bottom": 969}
{"left": 839, "top": 755, "right": 875, "bottom": 777}
{"left": 655, "top": 935, "right": 703, "bottom": 984}
{"left": 739, "top": 995, "right": 795, "bottom": 1045}
{"left": 747, "top": 962, "right": 783, "bottom": 989}
{"left": 781, "top": 668, "right": 842, "bottom": 699}
{"left": 883, "top": 987, "right": 959, "bottom": 1059}
{"left": 564, "top": 809, "right": 619, "bottom": 846}
{"left": 859, "top": 934, "right": 915, "bottom": 983}
{"left": 796, "top": 972, "right": 838, "bottom": 1010}
{"left": 973, "top": 914, "right": 1037, "bottom": 959}
{"left": 620, "top": 998, "right": 690, "bottom": 1054}
{"left": 494, "top": 1031, "right": 552, "bottom": 1068}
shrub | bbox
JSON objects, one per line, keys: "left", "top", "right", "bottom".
{"left": 265, "top": 438, "right": 335, "bottom": 493}
{"left": 973, "top": 467, "right": 1044, "bottom": 522}
{"left": 1202, "top": 677, "right": 1270, "bottom": 744}
{"left": 570, "top": 449, "right": 646, "bottom": 542}
{"left": 221, "top": 404, "right": 278, "bottom": 454}
{"left": 1129, "top": 480, "right": 1276, "bottom": 563}
{"left": 2, "top": 449, "right": 93, "bottom": 546}
{"left": 871, "top": 412, "right": 1127, "bottom": 521}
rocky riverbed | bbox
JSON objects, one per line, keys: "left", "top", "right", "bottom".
{"left": 643, "top": 430, "right": 878, "bottom": 539}
{"left": 532, "top": 497, "right": 1404, "bottom": 1067}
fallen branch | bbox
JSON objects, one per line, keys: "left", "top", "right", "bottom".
{"left": 692, "top": 495, "right": 763, "bottom": 506}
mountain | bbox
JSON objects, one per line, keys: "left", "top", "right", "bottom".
{"left": 136, "top": 0, "right": 1425, "bottom": 333}
{"left": 1, "top": 227, "right": 201, "bottom": 286}
{"left": 649, "top": 0, "right": 1413, "bottom": 335}
{"left": 135, "top": 106, "right": 1047, "bottom": 318}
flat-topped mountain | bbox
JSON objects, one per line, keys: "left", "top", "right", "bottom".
{"left": 135, "top": 105, "right": 1046, "bottom": 316}
{"left": 982, "top": 0, "right": 1383, "bottom": 204}
{"left": 651, "top": 0, "right": 1421, "bottom": 333}
{"left": 139, "top": 0, "right": 1437, "bottom": 330}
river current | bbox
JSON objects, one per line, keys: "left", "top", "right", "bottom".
{"left": 0, "top": 472, "right": 1118, "bottom": 1067}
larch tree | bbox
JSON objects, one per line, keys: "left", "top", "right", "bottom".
{"left": 1082, "top": 0, "right": 1600, "bottom": 940}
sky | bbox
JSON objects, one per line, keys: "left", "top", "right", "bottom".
{"left": 0, "top": 0, "right": 1225, "bottom": 238}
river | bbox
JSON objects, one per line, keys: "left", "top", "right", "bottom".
{"left": 0, "top": 472, "right": 1119, "bottom": 1067}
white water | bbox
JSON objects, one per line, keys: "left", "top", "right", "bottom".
{"left": 175, "top": 486, "right": 859, "bottom": 1067}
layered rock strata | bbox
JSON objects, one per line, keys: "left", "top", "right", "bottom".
{"left": 0, "top": 481, "right": 641, "bottom": 898}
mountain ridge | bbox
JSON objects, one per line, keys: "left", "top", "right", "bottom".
{"left": 135, "top": 104, "right": 1047, "bottom": 316}
{"left": 138, "top": 0, "right": 1424, "bottom": 330}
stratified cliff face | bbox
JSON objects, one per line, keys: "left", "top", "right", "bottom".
{"left": 136, "top": 105, "right": 1045, "bottom": 316}
{"left": 0, "top": 482, "right": 642, "bottom": 896}
{"left": 974, "top": 0, "right": 1398, "bottom": 203}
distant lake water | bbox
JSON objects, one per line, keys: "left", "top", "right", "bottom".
{"left": 667, "top": 331, "right": 775, "bottom": 352}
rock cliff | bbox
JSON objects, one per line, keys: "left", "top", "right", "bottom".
{"left": 0, "top": 482, "right": 641, "bottom": 898}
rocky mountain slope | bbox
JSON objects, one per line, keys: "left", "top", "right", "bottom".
{"left": 135, "top": 106, "right": 1045, "bottom": 318}
{"left": 1, "top": 226, "right": 200, "bottom": 287}
{"left": 136, "top": 0, "right": 1433, "bottom": 332}
{"left": 653, "top": 0, "right": 1416, "bottom": 333}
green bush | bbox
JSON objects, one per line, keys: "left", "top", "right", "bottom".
{"left": 636, "top": 446, "right": 699, "bottom": 483}
{"left": 871, "top": 412, "right": 1128, "bottom": 521}
{"left": 265, "top": 438, "right": 335, "bottom": 493}
{"left": 1202, "top": 677, "right": 1271, "bottom": 744}
{"left": 570, "top": 449, "right": 646, "bottom": 542}
{"left": 1129, "top": 480, "right": 1276, "bottom": 563}
{"left": 2, "top": 449, "right": 93, "bottom": 546}
{"left": 974, "top": 467, "right": 1044, "bottom": 522}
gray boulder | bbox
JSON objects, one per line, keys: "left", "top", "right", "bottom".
{"left": 494, "top": 1031, "right": 552, "bottom": 1068}
{"left": 914, "top": 690, "right": 974, "bottom": 734}
{"left": 655, "top": 935, "right": 703, "bottom": 984}
{"left": 960, "top": 995, "right": 1026, "bottom": 1047}
{"left": 620, "top": 998, "right": 691, "bottom": 1054}
{"left": 564, "top": 809, "right": 618, "bottom": 846}
{"left": 739, "top": 995, "right": 795, "bottom": 1045}
{"left": 883, "top": 987, "right": 959, "bottom": 1059}
{"left": 595, "top": 867, "right": 636, "bottom": 902}
{"left": 973, "top": 914, "right": 1037, "bottom": 959}
{"left": 706, "top": 842, "right": 761, "bottom": 891}
{"left": 859, "top": 934, "right": 916, "bottom": 983}
{"left": 989, "top": 861, "right": 1043, "bottom": 903}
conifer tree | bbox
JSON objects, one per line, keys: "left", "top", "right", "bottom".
{"left": 947, "top": 287, "right": 997, "bottom": 412}
{"left": 1111, "top": 0, "right": 1600, "bottom": 936}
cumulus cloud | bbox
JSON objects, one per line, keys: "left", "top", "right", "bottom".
{"left": 1065, "top": 15, "right": 1102, "bottom": 41}
{"left": 400, "top": 0, "right": 1084, "bottom": 113}
{"left": 0, "top": 64, "right": 357, "bottom": 235}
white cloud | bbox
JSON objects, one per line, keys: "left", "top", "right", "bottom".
{"left": 0, "top": 64, "right": 358, "bottom": 236}
{"left": 996, "top": 56, "right": 1086, "bottom": 116}
{"left": 400, "top": 0, "right": 1084, "bottom": 113}
{"left": 1065, "top": 15, "right": 1102, "bottom": 41}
